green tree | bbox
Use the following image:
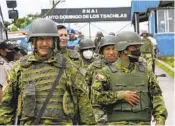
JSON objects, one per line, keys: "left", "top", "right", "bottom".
{"left": 4, "top": 21, "right": 11, "bottom": 29}
{"left": 11, "top": 25, "right": 18, "bottom": 31}
{"left": 6, "top": 13, "right": 40, "bottom": 31}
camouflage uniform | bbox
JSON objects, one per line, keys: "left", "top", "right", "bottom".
{"left": 87, "top": 36, "right": 117, "bottom": 124}
{"left": 140, "top": 35, "right": 155, "bottom": 72}
{"left": 79, "top": 38, "right": 96, "bottom": 76}
{"left": 92, "top": 31, "right": 167, "bottom": 125}
{"left": 92, "top": 58, "right": 167, "bottom": 125}
{"left": 85, "top": 57, "right": 106, "bottom": 87}
{"left": 0, "top": 18, "right": 96, "bottom": 125}
{"left": 86, "top": 58, "right": 108, "bottom": 124}
{"left": 0, "top": 53, "right": 95, "bottom": 125}
{"left": 60, "top": 48, "right": 83, "bottom": 70}
{"left": 94, "top": 31, "right": 104, "bottom": 53}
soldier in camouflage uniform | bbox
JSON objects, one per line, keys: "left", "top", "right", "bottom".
{"left": 92, "top": 31, "right": 167, "bottom": 125}
{"left": 109, "top": 32, "right": 115, "bottom": 36}
{"left": 0, "top": 18, "right": 96, "bottom": 125}
{"left": 78, "top": 38, "right": 96, "bottom": 76}
{"left": 86, "top": 35, "right": 118, "bottom": 94}
{"left": 86, "top": 35, "right": 118, "bottom": 124}
{"left": 140, "top": 31, "right": 155, "bottom": 72}
{"left": 57, "top": 25, "right": 83, "bottom": 68}
{"left": 94, "top": 31, "right": 104, "bottom": 53}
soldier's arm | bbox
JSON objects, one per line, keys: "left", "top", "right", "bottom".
{"left": 91, "top": 69, "right": 124, "bottom": 105}
{"left": 0, "top": 62, "right": 20, "bottom": 124}
{"left": 148, "top": 70, "right": 168, "bottom": 125}
{"left": 66, "top": 62, "right": 96, "bottom": 125}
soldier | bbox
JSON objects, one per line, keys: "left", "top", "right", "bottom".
{"left": 140, "top": 30, "right": 155, "bottom": 72}
{"left": 86, "top": 35, "right": 118, "bottom": 92}
{"left": 0, "top": 40, "right": 16, "bottom": 102}
{"left": 57, "top": 25, "right": 83, "bottom": 68}
{"left": 109, "top": 32, "right": 115, "bottom": 36}
{"left": 0, "top": 18, "right": 96, "bottom": 125}
{"left": 92, "top": 31, "right": 167, "bottom": 125}
{"left": 94, "top": 31, "right": 104, "bottom": 53}
{"left": 79, "top": 38, "right": 96, "bottom": 67}
{"left": 6, "top": 40, "right": 23, "bottom": 61}
{"left": 85, "top": 35, "right": 118, "bottom": 124}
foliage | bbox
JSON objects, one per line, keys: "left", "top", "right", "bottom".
{"left": 158, "top": 56, "right": 174, "bottom": 68}
{"left": 156, "top": 56, "right": 174, "bottom": 78}
{"left": 5, "top": 13, "right": 40, "bottom": 32}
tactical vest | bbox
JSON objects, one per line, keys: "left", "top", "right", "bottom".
{"left": 140, "top": 38, "right": 153, "bottom": 53}
{"left": 107, "top": 63, "right": 152, "bottom": 122}
{"left": 19, "top": 54, "right": 70, "bottom": 124}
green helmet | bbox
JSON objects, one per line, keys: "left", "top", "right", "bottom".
{"left": 27, "top": 18, "right": 58, "bottom": 42}
{"left": 96, "top": 31, "right": 104, "bottom": 37}
{"left": 109, "top": 32, "right": 115, "bottom": 36}
{"left": 115, "top": 31, "right": 143, "bottom": 51}
{"left": 80, "top": 38, "right": 95, "bottom": 50}
{"left": 5, "top": 40, "right": 21, "bottom": 50}
{"left": 99, "top": 35, "right": 116, "bottom": 53}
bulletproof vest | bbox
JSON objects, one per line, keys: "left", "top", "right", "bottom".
{"left": 19, "top": 54, "right": 69, "bottom": 121}
{"left": 140, "top": 38, "right": 153, "bottom": 53}
{"left": 107, "top": 63, "right": 152, "bottom": 122}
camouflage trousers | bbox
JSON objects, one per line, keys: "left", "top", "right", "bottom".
{"left": 142, "top": 53, "right": 155, "bottom": 72}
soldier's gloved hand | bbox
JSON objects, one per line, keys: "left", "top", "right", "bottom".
{"left": 122, "top": 90, "right": 140, "bottom": 106}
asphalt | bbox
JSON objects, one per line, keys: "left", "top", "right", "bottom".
{"left": 154, "top": 66, "right": 174, "bottom": 126}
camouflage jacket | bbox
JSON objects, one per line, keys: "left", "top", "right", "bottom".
{"left": 60, "top": 48, "right": 83, "bottom": 68}
{"left": 0, "top": 53, "right": 96, "bottom": 125}
{"left": 92, "top": 58, "right": 168, "bottom": 125}
{"left": 85, "top": 58, "right": 107, "bottom": 86}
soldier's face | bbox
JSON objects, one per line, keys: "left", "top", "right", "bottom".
{"left": 36, "top": 37, "right": 54, "bottom": 57}
{"left": 103, "top": 45, "right": 118, "bottom": 63}
{"left": 58, "top": 29, "right": 68, "bottom": 48}
{"left": 127, "top": 45, "right": 139, "bottom": 54}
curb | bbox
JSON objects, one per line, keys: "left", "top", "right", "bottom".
{"left": 156, "top": 59, "right": 174, "bottom": 72}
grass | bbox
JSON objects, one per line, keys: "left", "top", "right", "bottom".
{"left": 156, "top": 56, "right": 174, "bottom": 78}
{"left": 158, "top": 56, "right": 174, "bottom": 68}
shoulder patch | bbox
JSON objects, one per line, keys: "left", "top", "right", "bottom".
{"left": 94, "top": 73, "right": 105, "bottom": 81}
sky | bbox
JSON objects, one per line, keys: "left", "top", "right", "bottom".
{"left": 0, "top": 0, "right": 148, "bottom": 38}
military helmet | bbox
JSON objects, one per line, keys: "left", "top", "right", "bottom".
{"left": 109, "top": 32, "right": 115, "bottom": 36}
{"left": 5, "top": 40, "right": 21, "bottom": 50}
{"left": 96, "top": 31, "right": 104, "bottom": 37}
{"left": 99, "top": 35, "right": 116, "bottom": 53}
{"left": 115, "top": 31, "right": 143, "bottom": 51}
{"left": 27, "top": 18, "right": 58, "bottom": 42}
{"left": 0, "top": 40, "right": 20, "bottom": 50}
{"left": 79, "top": 38, "right": 95, "bottom": 50}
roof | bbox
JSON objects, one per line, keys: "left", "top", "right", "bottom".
{"left": 131, "top": 0, "right": 160, "bottom": 23}
{"left": 130, "top": 0, "right": 174, "bottom": 23}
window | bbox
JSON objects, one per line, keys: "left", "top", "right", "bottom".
{"left": 157, "top": 9, "right": 174, "bottom": 33}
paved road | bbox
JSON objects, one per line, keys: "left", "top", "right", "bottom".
{"left": 154, "top": 66, "right": 174, "bottom": 126}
